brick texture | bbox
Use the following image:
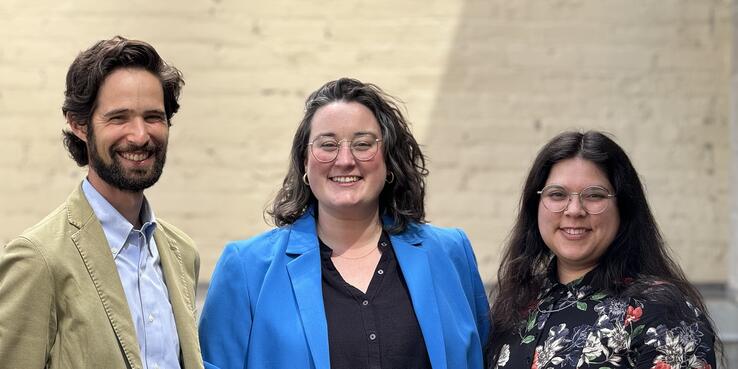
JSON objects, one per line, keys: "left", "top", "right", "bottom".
{"left": 0, "top": 0, "right": 731, "bottom": 284}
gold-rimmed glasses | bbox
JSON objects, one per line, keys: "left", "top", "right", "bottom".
{"left": 537, "top": 185, "right": 616, "bottom": 215}
{"left": 308, "top": 135, "right": 381, "bottom": 163}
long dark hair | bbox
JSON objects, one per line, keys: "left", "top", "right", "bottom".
{"left": 61, "top": 36, "right": 184, "bottom": 166}
{"left": 490, "top": 130, "right": 718, "bottom": 355}
{"left": 267, "top": 78, "right": 428, "bottom": 234}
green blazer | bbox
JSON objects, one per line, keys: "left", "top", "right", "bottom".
{"left": 0, "top": 183, "right": 203, "bottom": 369}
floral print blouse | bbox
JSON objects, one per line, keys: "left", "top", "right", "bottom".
{"left": 489, "top": 271, "right": 716, "bottom": 369}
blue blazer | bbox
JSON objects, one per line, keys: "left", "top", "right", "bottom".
{"left": 199, "top": 212, "right": 490, "bottom": 369}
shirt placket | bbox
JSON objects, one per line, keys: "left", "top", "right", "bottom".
{"left": 117, "top": 230, "right": 148, "bottom": 367}
{"left": 363, "top": 265, "right": 385, "bottom": 369}
{"left": 340, "top": 242, "right": 389, "bottom": 369}
{"left": 133, "top": 230, "right": 155, "bottom": 369}
{"left": 139, "top": 230, "right": 167, "bottom": 369}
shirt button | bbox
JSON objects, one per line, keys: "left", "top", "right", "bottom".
{"left": 369, "top": 333, "right": 377, "bottom": 340}
{"left": 148, "top": 314, "right": 154, "bottom": 323}
{"left": 377, "top": 269, "right": 384, "bottom": 275}
{"left": 362, "top": 300, "right": 369, "bottom": 306}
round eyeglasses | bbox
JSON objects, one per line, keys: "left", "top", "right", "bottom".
{"left": 308, "top": 136, "right": 381, "bottom": 163}
{"left": 537, "top": 185, "right": 616, "bottom": 215}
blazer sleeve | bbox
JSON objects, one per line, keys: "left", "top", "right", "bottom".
{"left": 199, "top": 242, "right": 252, "bottom": 369}
{"left": 456, "top": 228, "right": 491, "bottom": 347}
{"left": 0, "top": 237, "right": 56, "bottom": 368}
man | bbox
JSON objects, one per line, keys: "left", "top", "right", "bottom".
{"left": 0, "top": 36, "right": 203, "bottom": 369}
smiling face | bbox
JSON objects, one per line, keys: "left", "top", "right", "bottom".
{"left": 537, "top": 157, "right": 620, "bottom": 282}
{"left": 305, "top": 101, "right": 387, "bottom": 218}
{"left": 78, "top": 67, "right": 169, "bottom": 193}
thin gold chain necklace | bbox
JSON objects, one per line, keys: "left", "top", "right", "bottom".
{"left": 333, "top": 245, "right": 379, "bottom": 260}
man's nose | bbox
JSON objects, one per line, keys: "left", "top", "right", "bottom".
{"left": 125, "top": 117, "right": 149, "bottom": 146}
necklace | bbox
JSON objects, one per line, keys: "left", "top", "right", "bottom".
{"left": 535, "top": 284, "right": 589, "bottom": 314}
{"left": 333, "top": 245, "right": 379, "bottom": 260}
{"left": 536, "top": 300, "right": 577, "bottom": 314}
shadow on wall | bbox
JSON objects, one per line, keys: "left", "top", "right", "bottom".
{"left": 425, "top": 0, "right": 730, "bottom": 284}
{"left": 423, "top": 1, "right": 734, "bottom": 367}
{"left": 424, "top": 1, "right": 558, "bottom": 282}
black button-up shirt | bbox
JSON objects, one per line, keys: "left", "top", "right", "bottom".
{"left": 320, "top": 232, "right": 432, "bottom": 369}
{"left": 488, "top": 268, "right": 716, "bottom": 369}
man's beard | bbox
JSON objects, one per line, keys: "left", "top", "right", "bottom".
{"left": 87, "top": 128, "right": 167, "bottom": 192}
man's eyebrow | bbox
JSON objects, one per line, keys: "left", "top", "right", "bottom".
{"left": 101, "top": 109, "right": 166, "bottom": 118}
{"left": 101, "top": 108, "right": 130, "bottom": 118}
{"left": 144, "top": 109, "right": 166, "bottom": 116}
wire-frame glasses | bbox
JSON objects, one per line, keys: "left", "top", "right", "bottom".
{"left": 308, "top": 135, "right": 381, "bottom": 163}
{"left": 537, "top": 185, "right": 616, "bottom": 215}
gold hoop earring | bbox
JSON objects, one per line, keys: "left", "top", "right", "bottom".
{"left": 386, "top": 172, "right": 395, "bottom": 184}
{"left": 302, "top": 173, "right": 310, "bottom": 186}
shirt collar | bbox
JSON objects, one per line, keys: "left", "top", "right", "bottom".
{"left": 542, "top": 258, "right": 599, "bottom": 299}
{"left": 545, "top": 258, "right": 597, "bottom": 286}
{"left": 81, "top": 179, "right": 158, "bottom": 258}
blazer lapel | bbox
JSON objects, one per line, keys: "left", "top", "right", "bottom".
{"left": 392, "top": 229, "right": 448, "bottom": 369}
{"left": 66, "top": 186, "right": 143, "bottom": 369}
{"left": 154, "top": 228, "right": 201, "bottom": 369}
{"left": 285, "top": 215, "right": 330, "bottom": 369}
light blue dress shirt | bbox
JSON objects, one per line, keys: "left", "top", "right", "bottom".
{"left": 82, "top": 179, "right": 181, "bottom": 369}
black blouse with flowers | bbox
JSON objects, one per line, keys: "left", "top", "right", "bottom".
{"left": 488, "top": 268, "right": 716, "bottom": 369}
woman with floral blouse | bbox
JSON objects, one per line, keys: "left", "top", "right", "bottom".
{"left": 486, "top": 131, "right": 721, "bottom": 369}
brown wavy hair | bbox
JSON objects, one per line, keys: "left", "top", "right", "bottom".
{"left": 61, "top": 36, "right": 184, "bottom": 166}
{"left": 267, "top": 78, "right": 428, "bottom": 234}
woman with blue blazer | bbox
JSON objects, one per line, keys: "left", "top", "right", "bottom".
{"left": 199, "top": 78, "right": 490, "bottom": 369}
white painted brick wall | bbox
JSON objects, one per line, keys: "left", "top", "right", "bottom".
{"left": 0, "top": 0, "right": 731, "bottom": 284}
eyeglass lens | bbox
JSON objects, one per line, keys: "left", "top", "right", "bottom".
{"left": 540, "top": 186, "right": 612, "bottom": 214}
{"left": 310, "top": 136, "right": 379, "bottom": 162}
